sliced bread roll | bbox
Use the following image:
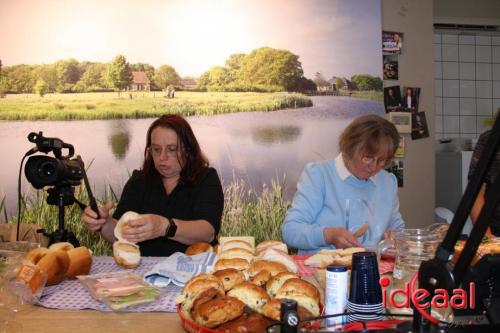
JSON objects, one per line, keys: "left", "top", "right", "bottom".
{"left": 218, "top": 247, "right": 254, "bottom": 263}
{"left": 256, "top": 248, "right": 298, "bottom": 273}
{"left": 113, "top": 211, "right": 141, "bottom": 269}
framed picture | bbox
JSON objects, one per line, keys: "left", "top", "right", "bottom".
{"left": 383, "top": 54, "right": 399, "bottom": 80}
{"left": 389, "top": 112, "right": 411, "bottom": 133}
{"left": 411, "top": 111, "right": 430, "bottom": 140}
{"left": 382, "top": 31, "right": 403, "bottom": 54}
{"left": 401, "top": 86, "right": 420, "bottom": 112}
{"left": 384, "top": 86, "right": 402, "bottom": 113}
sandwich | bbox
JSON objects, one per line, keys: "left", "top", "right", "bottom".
{"left": 113, "top": 211, "right": 141, "bottom": 269}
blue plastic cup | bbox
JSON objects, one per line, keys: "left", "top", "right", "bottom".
{"left": 349, "top": 251, "right": 382, "bottom": 305}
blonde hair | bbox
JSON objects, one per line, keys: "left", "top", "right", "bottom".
{"left": 339, "top": 114, "right": 400, "bottom": 162}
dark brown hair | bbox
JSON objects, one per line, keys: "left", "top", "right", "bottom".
{"left": 141, "top": 114, "right": 209, "bottom": 184}
{"left": 339, "top": 114, "right": 400, "bottom": 162}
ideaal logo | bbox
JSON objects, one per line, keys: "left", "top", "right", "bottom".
{"left": 379, "top": 277, "right": 475, "bottom": 310}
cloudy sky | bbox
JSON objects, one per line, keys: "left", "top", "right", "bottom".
{"left": 0, "top": 0, "right": 382, "bottom": 79}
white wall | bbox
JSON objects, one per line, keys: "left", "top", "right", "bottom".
{"left": 434, "top": 0, "right": 500, "bottom": 25}
{"left": 383, "top": 0, "right": 435, "bottom": 228}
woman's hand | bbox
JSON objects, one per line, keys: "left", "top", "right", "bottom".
{"left": 82, "top": 201, "right": 114, "bottom": 232}
{"left": 323, "top": 227, "right": 362, "bottom": 249}
{"left": 120, "top": 214, "right": 168, "bottom": 243}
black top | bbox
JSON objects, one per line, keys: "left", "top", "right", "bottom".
{"left": 112, "top": 167, "right": 224, "bottom": 256}
{"left": 468, "top": 130, "right": 500, "bottom": 236}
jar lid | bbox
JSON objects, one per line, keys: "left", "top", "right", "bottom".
{"left": 327, "top": 265, "right": 348, "bottom": 272}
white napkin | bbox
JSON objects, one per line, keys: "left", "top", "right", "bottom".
{"left": 144, "top": 252, "right": 217, "bottom": 287}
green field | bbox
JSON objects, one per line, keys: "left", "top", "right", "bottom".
{"left": 0, "top": 91, "right": 313, "bottom": 121}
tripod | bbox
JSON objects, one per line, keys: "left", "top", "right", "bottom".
{"left": 39, "top": 185, "right": 81, "bottom": 247}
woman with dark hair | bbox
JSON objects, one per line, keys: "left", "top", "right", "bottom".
{"left": 82, "top": 114, "right": 224, "bottom": 256}
{"left": 282, "top": 114, "right": 405, "bottom": 253}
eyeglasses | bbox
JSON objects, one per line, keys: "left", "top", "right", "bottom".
{"left": 149, "top": 144, "right": 178, "bottom": 158}
{"left": 361, "top": 156, "right": 392, "bottom": 167}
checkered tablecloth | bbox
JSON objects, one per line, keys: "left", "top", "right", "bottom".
{"left": 37, "top": 256, "right": 181, "bottom": 312}
{"left": 292, "top": 254, "right": 394, "bottom": 277}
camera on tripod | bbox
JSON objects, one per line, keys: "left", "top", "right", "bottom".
{"left": 22, "top": 132, "right": 99, "bottom": 247}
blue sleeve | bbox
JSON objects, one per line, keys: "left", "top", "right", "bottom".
{"left": 387, "top": 173, "right": 405, "bottom": 230}
{"left": 281, "top": 163, "right": 328, "bottom": 250}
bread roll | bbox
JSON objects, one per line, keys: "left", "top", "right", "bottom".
{"left": 262, "top": 299, "right": 314, "bottom": 321}
{"left": 248, "top": 260, "right": 288, "bottom": 277}
{"left": 15, "top": 262, "right": 46, "bottom": 294}
{"left": 25, "top": 247, "right": 50, "bottom": 264}
{"left": 250, "top": 269, "right": 271, "bottom": 287}
{"left": 220, "top": 240, "right": 254, "bottom": 253}
{"left": 113, "top": 241, "right": 141, "bottom": 269}
{"left": 186, "top": 242, "right": 213, "bottom": 256}
{"left": 215, "top": 258, "right": 250, "bottom": 271}
{"left": 114, "top": 211, "right": 140, "bottom": 241}
{"left": 213, "top": 268, "right": 245, "bottom": 291}
{"left": 304, "top": 253, "right": 333, "bottom": 268}
{"left": 193, "top": 296, "right": 245, "bottom": 328}
{"left": 36, "top": 250, "right": 70, "bottom": 286}
{"left": 216, "top": 312, "right": 271, "bottom": 333}
{"left": 65, "top": 247, "right": 92, "bottom": 278}
{"left": 266, "top": 272, "right": 298, "bottom": 297}
{"left": 227, "top": 281, "right": 270, "bottom": 313}
{"left": 48, "top": 242, "right": 75, "bottom": 252}
{"left": 255, "top": 240, "right": 288, "bottom": 255}
{"left": 218, "top": 247, "right": 254, "bottom": 263}
{"left": 256, "top": 248, "right": 298, "bottom": 273}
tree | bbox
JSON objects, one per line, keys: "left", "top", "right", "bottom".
{"left": 153, "top": 65, "right": 180, "bottom": 90}
{"left": 34, "top": 79, "right": 49, "bottom": 97}
{"left": 33, "top": 64, "right": 58, "bottom": 93}
{"left": 197, "top": 66, "right": 232, "bottom": 91}
{"left": 238, "top": 47, "right": 304, "bottom": 91}
{"left": 6, "top": 64, "right": 37, "bottom": 93}
{"left": 55, "top": 59, "right": 80, "bottom": 92}
{"left": 75, "top": 63, "right": 106, "bottom": 92}
{"left": 351, "top": 74, "right": 383, "bottom": 91}
{"left": 105, "top": 55, "right": 133, "bottom": 91}
{"left": 313, "top": 72, "right": 328, "bottom": 88}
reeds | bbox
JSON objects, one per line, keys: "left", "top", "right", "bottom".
{"left": 3, "top": 176, "right": 291, "bottom": 254}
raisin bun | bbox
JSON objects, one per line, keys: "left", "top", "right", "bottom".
{"left": 227, "top": 282, "right": 270, "bottom": 313}
{"left": 113, "top": 211, "right": 141, "bottom": 269}
{"left": 261, "top": 299, "right": 313, "bottom": 321}
{"left": 185, "top": 242, "right": 214, "bottom": 256}
{"left": 216, "top": 312, "right": 271, "bottom": 333}
{"left": 213, "top": 268, "right": 245, "bottom": 292}
{"left": 215, "top": 258, "right": 250, "bottom": 271}
{"left": 248, "top": 260, "right": 289, "bottom": 277}
{"left": 266, "top": 272, "right": 298, "bottom": 297}
{"left": 178, "top": 274, "right": 225, "bottom": 319}
{"left": 250, "top": 270, "right": 271, "bottom": 287}
{"left": 193, "top": 296, "right": 245, "bottom": 328}
{"left": 275, "top": 278, "right": 321, "bottom": 317}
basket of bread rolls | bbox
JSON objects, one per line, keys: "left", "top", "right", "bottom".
{"left": 177, "top": 237, "right": 321, "bottom": 333}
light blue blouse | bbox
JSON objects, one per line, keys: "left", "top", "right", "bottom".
{"left": 281, "top": 154, "right": 405, "bottom": 253}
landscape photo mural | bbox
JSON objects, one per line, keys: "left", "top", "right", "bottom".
{"left": 0, "top": 0, "right": 383, "bottom": 246}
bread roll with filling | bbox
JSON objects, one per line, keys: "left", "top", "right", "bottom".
{"left": 256, "top": 248, "right": 298, "bottom": 273}
{"left": 65, "top": 246, "right": 92, "bottom": 278}
{"left": 185, "top": 242, "right": 213, "bottom": 256}
{"left": 113, "top": 241, "right": 141, "bottom": 269}
{"left": 193, "top": 296, "right": 245, "bottom": 328}
{"left": 227, "top": 281, "right": 270, "bottom": 313}
{"left": 48, "top": 242, "right": 75, "bottom": 252}
{"left": 36, "top": 250, "right": 70, "bottom": 286}
{"left": 213, "top": 268, "right": 245, "bottom": 291}
{"left": 250, "top": 269, "right": 271, "bottom": 287}
{"left": 266, "top": 272, "right": 298, "bottom": 297}
{"left": 248, "top": 260, "right": 288, "bottom": 277}
{"left": 215, "top": 258, "right": 250, "bottom": 271}
{"left": 114, "top": 211, "right": 140, "bottom": 241}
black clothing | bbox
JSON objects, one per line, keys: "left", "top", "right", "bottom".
{"left": 113, "top": 167, "right": 224, "bottom": 256}
{"left": 468, "top": 130, "right": 500, "bottom": 236}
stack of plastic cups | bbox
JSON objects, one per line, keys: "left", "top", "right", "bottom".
{"left": 347, "top": 252, "right": 384, "bottom": 322}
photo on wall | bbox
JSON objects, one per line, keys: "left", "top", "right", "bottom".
{"left": 0, "top": 0, "right": 385, "bottom": 224}
{"left": 384, "top": 86, "right": 402, "bottom": 112}
{"left": 401, "top": 86, "right": 420, "bottom": 112}
{"left": 382, "top": 31, "right": 403, "bottom": 54}
{"left": 411, "top": 111, "right": 430, "bottom": 140}
{"left": 383, "top": 54, "right": 399, "bottom": 80}
{"left": 395, "top": 136, "right": 405, "bottom": 158}
{"left": 389, "top": 112, "right": 411, "bottom": 134}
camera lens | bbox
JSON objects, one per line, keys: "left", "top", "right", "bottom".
{"left": 40, "top": 160, "right": 57, "bottom": 177}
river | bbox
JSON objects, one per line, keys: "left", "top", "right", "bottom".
{"left": 0, "top": 96, "right": 383, "bottom": 220}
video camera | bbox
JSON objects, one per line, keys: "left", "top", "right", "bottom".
{"left": 20, "top": 132, "right": 99, "bottom": 247}
{"left": 25, "top": 132, "right": 83, "bottom": 189}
